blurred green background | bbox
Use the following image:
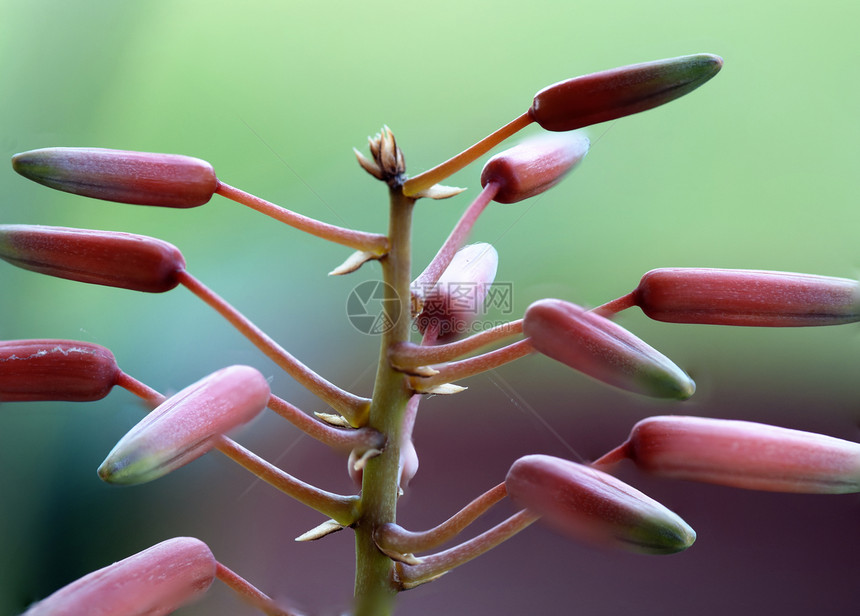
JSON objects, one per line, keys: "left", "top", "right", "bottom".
{"left": 1, "top": 1, "right": 858, "bottom": 614}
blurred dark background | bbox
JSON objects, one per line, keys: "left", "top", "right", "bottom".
{"left": 1, "top": 1, "right": 858, "bottom": 614}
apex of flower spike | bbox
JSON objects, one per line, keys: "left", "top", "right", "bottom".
{"left": 480, "top": 133, "right": 590, "bottom": 204}
{"left": 362, "top": 126, "right": 406, "bottom": 185}
{"left": 529, "top": 54, "right": 723, "bottom": 132}
{"left": 523, "top": 298, "right": 695, "bottom": 399}
{"left": 605, "top": 415, "right": 860, "bottom": 493}
{"left": 414, "top": 243, "right": 499, "bottom": 343}
{"left": 633, "top": 268, "right": 860, "bottom": 326}
{"left": 98, "top": 365, "right": 270, "bottom": 485}
{"left": 0, "top": 339, "right": 120, "bottom": 402}
{"left": 23, "top": 537, "right": 216, "bottom": 616}
{"left": 506, "top": 454, "right": 695, "bottom": 555}
{"left": 12, "top": 147, "right": 217, "bottom": 207}
{"left": 0, "top": 225, "right": 186, "bottom": 293}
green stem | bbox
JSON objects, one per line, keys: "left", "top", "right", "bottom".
{"left": 353, "top": 185, "right": 416, "bottom": 615}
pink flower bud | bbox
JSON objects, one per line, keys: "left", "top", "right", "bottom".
{"left": 12, "top": 147, "right": 217, "bottom": 208}
{"left": 415, "top": 243, "right": 499, "bottom": 343}
{"left": 23, "top": 537, "right": 216, "bottom": 616}
{"left": 616, "top": 415, "right": 860, "bottom": 493}
{"left": 98, "top": 365, "right": 270, "bottom": 485}
{"left": 523, "top": 299, "right": 695, "bottom": 399}
{"left": 529, "top": 54, "right": 723, "bottom": 132}
{"left": 634, "top": 268, "right": 860, "bottom": 326}
{"left": 506, "top": 454, "right": 695, "bottom": 554}
{"left": 0, "top": 225, "right": 186, "bottom": 293}
{"left": 0, "top": 339, "right": 119, "bottom": 402}
{"left": 480, "top": 133, "right": 589, "bottom": 204}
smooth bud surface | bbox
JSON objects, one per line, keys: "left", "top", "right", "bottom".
{"left": 634, "top": 268, "right": 860, "bottom": 326}
{"left": 524, "top": 299, "right": 694, "bottom": 399}
{"left": 23, "top": 537, "right": 216, "bottom": 616}
{"left": 99, "top": 365, "right": 270, "bottom": 485}
{"left": 529, "top": 54, "right": 723, "bottom": 131}
{"left": 12, "top": 147, "right": 217, "bottom": 207}
{"left": 0, "top": 339, "right": 119, "bottom": 402}
{"left": 0, "top": 225, "right": 186, "bottom": 293}
{"left": 414, "top": 243, "right": 499, "bottom": 343}
{"left": 506, "top": 454, "right": 695, "bottom": 554}
{"left": 620, "top": 416, "right": 860, "bottom": 493}
{"left": 480, "top": 133, "right": 589, "bottom": 204}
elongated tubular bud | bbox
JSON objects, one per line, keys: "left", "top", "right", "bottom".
{"left": 23, "top": 537, "right": 216, "bottom": 616}
{"left": 12, "top": 147, "right": 217, "bottom": 207}
{"left": 506, "top": 455, "right": 695, "bottom": 555}
{"left": 98, "top": 365, "right": 270, "bottom": 485}
{"left": 0, "top": 225, "right": 186, "bottom": 293}
{"left": 634, "top": 268, "right": 860, "bottom": 326}
{"left": 0, "top": 339, "right": 120, "bottom": 402}
{"left": 530, "top": 54, "right": 723, "bottom": 132}
{"left": 613, "top": 416, "right": 860, "bottom": 493}
{"left": 480, "top": 133, "right": 590, "bottom": 204}
{"left": 415, "top": 243, "right": 499, "bottom": 343}
{"left": 523, "top": 299, "right": 695, "bottom": 399}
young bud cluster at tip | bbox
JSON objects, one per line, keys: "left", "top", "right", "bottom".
{"left": 12, "top": 147, "right": 218, "bottom": 208}
{"left": 480, "top": 133, "right": 590, "bottom": 204}
{"left": 23, "top": 537, "right": 216, "bottom": 616}
{"left": 414, "top": 243, "right": 499, "bottom": 343}
{"left": 633, "top": 268, "right": 860, "bottom": 326}
{"left": 529, "top": 53, "right": 723, "bottom": 132}
{"left": 0, "top": 225, "right": 186, "bottom": 293}
{"left": 615, "top": 416, "right": 860, "bottom": 493}
{"left": 98, "top": 365, "right": 270, "bottom": 485}
{"left": 523, "top": 299, "right": 695, "bottom": 399}
{"left": 0, "top": 339, "right": 120, "bottom": 402}
{"left": 506, "top": 454, "right": 695, "bottom": 555}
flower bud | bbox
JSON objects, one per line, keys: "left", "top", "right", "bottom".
{"left": 634, "top": 268, "right": 860, "bottom": 326}
{"left": 529, "top": 54, "right": 723, "bottom": 132}
{"left": 414, "top": 243, "right": 499, "bottom": 343}
{"left": 0, "top": 224, "right": 186, "bottom": 293}
{"left": 480, "top": 133, "right": 589, "bottom": 204}
{"left": 99, "top": 365, "right": 270, "bottom": 485}
{"left": 0, "top": 339, "right": 119, "bottom": 402}
{"left": 523, "top": 299, "right": 694, "bottom": 399}
{"left": 12, "top": 147, "right": 217, "bottom": 207}
{"left": 23, "top": 537, "right": 216, "bottom": 616}
{"left": 506, "top": 454, "right": 695, "bottom": 555}
{"left": 618, "top": 415, "right": 860, "bottom": 493}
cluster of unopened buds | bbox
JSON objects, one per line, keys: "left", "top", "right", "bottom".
{"left": 3, "top": 53, "right": 859, "bottom": 615}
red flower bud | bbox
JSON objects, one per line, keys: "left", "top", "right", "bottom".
{"left": 633, "top": 268, "right": 860, "bottom": 326}
{"left": 524, "top": 299, "right": 695, "bottom": 399}
{"left": 529, "top": 54, "right": 722, "bottom": 132}
{"left": 506, "top": 454, "right": 695, "bottom": 555}
{"left": 98, "top": 365, "right": 270, "bottom": 485}
{"left": 23, "top": 537, "right": 216, "bottom": 616}
{"left": 616, "top": 415, "right": 860, "bottom": 493}
{"left": 12, "top": 147, "right": 217, "bottom": 208}
{"left": 415, "top": 243, "right": 499, "bottom": 343}
{"left": 0, "top": 339, "right": 119, "bottom": 402}
{"left": 480, "top": 133, "right": 589, "bottom": 204}
{"left": 0, "top": 224, "right": 186, "bottom": 293}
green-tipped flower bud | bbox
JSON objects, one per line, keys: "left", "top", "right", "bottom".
{"left": 0, "top": 224, "right": 186, "bottom": 293}
{"left": 523, "top": 298, "right": 695, "bottom": 399}
{"left": 634, "top": 268, "right": 860, "bottom": 326}
{"left": 529, "top": 54, "right": 723, "bottom": 132}
{"left": 480, "top": 133, "right": 590, "bottom": 204}
{"left": 23, "top": 537, "right": 216, "bottom": 616}
{"left": 12, "top": 147, "right": 217, "bottom": 207}
{"left": 506, "top": 454, "right": 695, "bottom": 555}
{"left": 617, "top": 416, "right": 860, "bottom": 493}
{"left": 0, "top": 339, "right": 120, "bottom": 402}
{"left": 98, "top": 365, "right": 270, "bottom": 485}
